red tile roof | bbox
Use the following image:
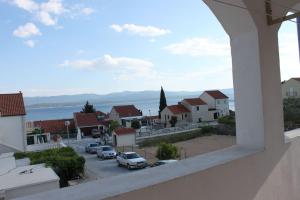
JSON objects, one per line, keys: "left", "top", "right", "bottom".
{"left": 33, "top": 119, "right": 75, "bottom": 134}
{"left": 184, "top": 98, "right": 207, "bottom": 106}
{"left": 0, "top": 93, "right": 26, "bottom": 117}
{"left": 204, "top": 90, "right": 228, "bottom": 99}
{"left": 167, "top": 105, "right": 190, "bottom": 115}
{"left": 114, "top": 127, "right": 136, "bottom": 135}
{"left": 113, "top": 105, "right": 142, "bottom": 118}
{"left": 74, "top": 111, "right": 108, "bottom": 128}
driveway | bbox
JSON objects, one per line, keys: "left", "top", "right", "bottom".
{"left": 68, "top": 139, "right": 140, "bottom": 179}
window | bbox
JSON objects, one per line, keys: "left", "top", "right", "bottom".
{"left": 185, "top": 114, "right": 188, "bottom": 118}
{"left": 182, "top": 114, "right": 184, "bottom": 120}
{"left": 197, "top": 106, "right": 199, "bottom": 111}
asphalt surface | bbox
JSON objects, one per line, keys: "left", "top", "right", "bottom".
{"left": 70, "top": 140, "right": 143, "bottom": 179}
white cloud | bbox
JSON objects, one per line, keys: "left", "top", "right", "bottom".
{"left": 40, "top": 0, "right": 66, "bottom": 15}
{"left": 8, "top": 0, "right": 95, "bottom": 27}
{"left": 13, "top": 23, "right": 41, "bottom": 38}
{"left": 60, "top": 54, "right": 158, "bottom": 80}
{"left": 24, "top": 40, "right": 35, "bottom": 47}
{"left": 164, "top": 37, "right": 230, "bottom": 57}
{"left": 81, "top": 7, "right": 95, "bottom": 15}
{"left": 12, "top": 0, "right": 39, "bottom": 12}
{"left": 110, "top": 24, "right": 171, "bottom": 37}
{"left": 36, "top": 11, "right": 57, "bottom": 26}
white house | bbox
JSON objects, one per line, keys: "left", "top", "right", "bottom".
{"left": 0, "top": 152, "right": 59, "bottom": 199}
{"left": 181, "top": 98, "right": 212, "bottom": 122}
{"left": 199, "top": 90, "right": 230, "bottom": 119}
{"left": 109, "top": 105, "right": 143, "bottom": 127}
{"left": 160, "top": 105, "right": 191, "bottom": 127}
{"left": 281, "top": 78, "right": 300, "bottom": 99}
{"left": 112, "top": 127, "right": 136, "bottom": 147}
{"left": 0, "top": 93, "right": 26, "bottom": 152}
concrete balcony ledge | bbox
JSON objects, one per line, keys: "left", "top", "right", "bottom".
{"left": 285, "top": 128, "right": 300, "bottom": 143}
{"left": 14, "top": 145, "right": 261, "bottom": 200}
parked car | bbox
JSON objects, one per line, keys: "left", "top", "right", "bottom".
{"left": 97, "top": 145, "right": 117, "bottom": 159}
{"left": 85, "top": 143, "right": 101, "bottom": 154}
{"left": 151, "top": 160, "right": 178, "bottom": 167}
{"left": 91, "top": 129, "right": 101, "bottom": 138}
{"left": 116, "top": 152, "right": 147, "bottom": 169}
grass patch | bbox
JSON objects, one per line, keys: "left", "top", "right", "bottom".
{"left": 14, "top": 147, "right": 85, "bottom": 188}
{"left": 138, "top": 128, "right": 212, "bottom": 147}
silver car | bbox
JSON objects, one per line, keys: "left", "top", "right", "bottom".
{"left": 116, "top": 152, "right": 147, "bottom": 169}
{"left": 97, "top": 146, "right": 117, "bottom": 159}
{"left": 85, "top": 143, "right": 100, "bottom": 154}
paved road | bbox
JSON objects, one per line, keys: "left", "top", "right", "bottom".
{"left": 69, "top": 140, "right": 142, "bottom": 179}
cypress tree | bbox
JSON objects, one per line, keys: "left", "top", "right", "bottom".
{"left": 81, "top": 101, "right": 96, "bottom": 113}
{"left": 159, "top": 86, "right": 167, "bottom": 118}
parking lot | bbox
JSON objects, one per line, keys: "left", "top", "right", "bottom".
{"left": 69, "top": 139, "right": 145, "bottom": 180}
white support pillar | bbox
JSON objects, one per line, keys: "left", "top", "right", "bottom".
{"left": 203, "top": 0, "right": 292, "bottom": 149}
{"left": 77, "top": 128, "right": 82, "bottom": 140}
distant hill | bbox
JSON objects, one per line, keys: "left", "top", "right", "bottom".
{"left": 24, "top": 89, "right": 234, "bottom": 109}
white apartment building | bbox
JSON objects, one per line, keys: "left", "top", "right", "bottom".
{"left": 199, "top": 90, "right": 230, "bottom": 119}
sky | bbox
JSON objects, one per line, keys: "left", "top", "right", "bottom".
{"left": 0, "top": 0, "right": 299, "bottom": 97}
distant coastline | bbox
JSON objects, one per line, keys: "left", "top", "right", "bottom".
{"left": 25, "top": 89, "right": 235, "bottom": 121}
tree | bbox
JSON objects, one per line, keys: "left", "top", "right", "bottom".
{"left": 283, "top": 98, "right": 300, "bottom": 130}
{"left": 109, "top": 121, "right": 119, "bottom": 133}
{"left": 81, "top": 101, "right": 96, "bottom": 113}
{"left": 131, "top": 119, "right": 141, "bottom": 129}
{"left": 169, "top": 116, "right": 178, "bottom": 127}
{"left": 159, "top": 86, "right": 167, "bottom": 118}
{"left": 156, "top": 143, "right": 179, "bottom": 160}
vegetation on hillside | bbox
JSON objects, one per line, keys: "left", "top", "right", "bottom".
{"left": 14, "top": 147, "right": 85, "bottom": 187}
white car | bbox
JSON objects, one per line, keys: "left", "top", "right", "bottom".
{"left": 97, "top": 146, "right": 117, "bottom": 159}
{"left": 116, "top": 152, "right": 147, "bottom": 169}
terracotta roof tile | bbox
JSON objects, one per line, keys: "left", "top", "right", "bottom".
{"left": 204, "top": 90, "right": 228, "bottom": 99}
{"left": 167, "top": 105, "right": 190, "bottom": 115}
{"left": 113, "top": 105, "right": 142, "bottom": 118}
{"left": 184, "top": 98, "right": 207, "bottom": 106}
{"left": 114, "top": 127, "right": 136, "bottom": 135}
{"left": 33, "top": 119, "right": 75, "bottom": 133}
{"left": 0, "top": 93, "right": 26, "bottom": 117}
{"left": 74, "top": 111, "right": 108, "bottom": 128}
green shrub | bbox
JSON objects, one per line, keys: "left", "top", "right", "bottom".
{"left": 156, "top": 143, "right": 179, "bottom": 160}
{"left": 131, "top": 119, "right": 141, "bottom": 129}
{"left": 14, "top": 147, "right": 85, "bottom": 187}
{"left": 201, "top": 126, "right": 217, "bottom": 134}
{"left": 218, "top": 116, "right": 236, "bottom": 127}
{"left": 139, "top": 129, "right": 211, "bottom": 147}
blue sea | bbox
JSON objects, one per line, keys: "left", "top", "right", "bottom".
{"left": 25, "top": 98, "right": 235, "bottom": 121}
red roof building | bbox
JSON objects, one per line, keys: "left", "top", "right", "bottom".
{"left": 33, "top": 119, "right": 75, "bottom": 134}
{"left": 167, "top": 105, "right": 190, "bottom": 115}
{"left": 112, "top": 105, "right": 142, "bottom": 118}
{"left": 204, "top": 90, "right": 228, "bottom": 99}
{"left": 183, "top": 98, "right": 207, "bottom": 106}
{"left": 114, "top": 127, "right": 136, "bottom": 136}
{"left": 73, "top": 111, "right": 109, "bottom": 136}
{"left": 0, "top": 93, "right": 26, "bottom": 117}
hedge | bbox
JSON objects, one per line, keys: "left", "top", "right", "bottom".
{"left": 14, "top": 147, "right": 85, "bottom": 187}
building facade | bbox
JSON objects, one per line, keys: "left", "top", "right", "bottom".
{"left": 0, "top": 93, "right": 26, "bottom": 151}
{"left": 199, "top": 90, "right": 230, "bottom": 118}
{"left": 281, "top": 78, "right": 300, "bottom": 99}
{"left": 109, "top": 105, "right": 143, "bottom": 127}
